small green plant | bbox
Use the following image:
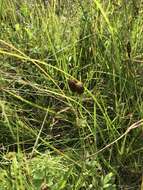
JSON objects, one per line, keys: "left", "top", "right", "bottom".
{"left": 101, "top": 172, "right": 116, "bottom": 190}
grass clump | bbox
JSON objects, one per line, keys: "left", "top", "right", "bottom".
{"left": 0, "top": 0, "right": 143, "bottom": 189}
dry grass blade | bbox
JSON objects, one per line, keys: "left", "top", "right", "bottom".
{"left": 85, "top": 119, "right": 143, "bottom": 160}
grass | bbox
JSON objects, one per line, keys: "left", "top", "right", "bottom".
{"left": 0, "top": 0, "right": 143, "bottom": 189}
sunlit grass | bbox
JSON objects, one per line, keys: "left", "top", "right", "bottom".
{"left": 0, "top": 0, "right": 143, "bottom": 189}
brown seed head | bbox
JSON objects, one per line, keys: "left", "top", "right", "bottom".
{"left": 68, "top": 79, "right": 84, "bottom": 94}
{"left": 68, "top": 79, "right": 77, "bottom": 92}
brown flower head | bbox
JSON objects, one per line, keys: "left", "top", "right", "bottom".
{"left": 68, "top": 79, "right": 84, "bottom": 94}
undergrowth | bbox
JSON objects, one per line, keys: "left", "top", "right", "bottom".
{"left": 0, "top": 0, "right": 143, "bottom": 189}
